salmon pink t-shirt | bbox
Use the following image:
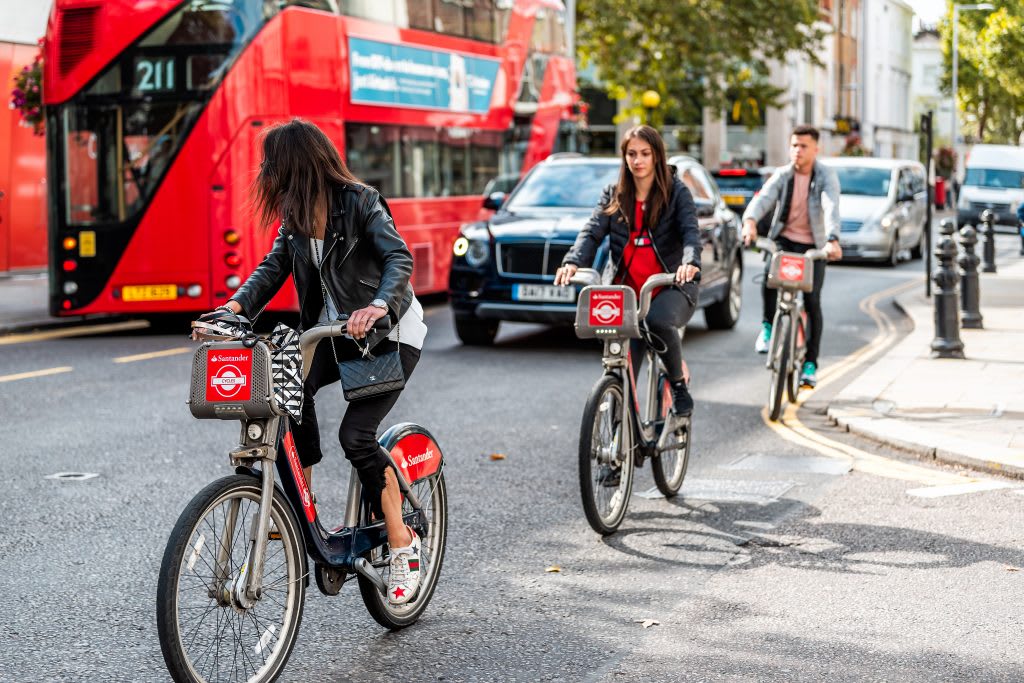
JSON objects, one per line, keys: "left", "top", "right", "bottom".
{"left": 618, "top": 200, "right": 664, "bottom": 298}
{"left": 780, "top": 171, "right": 814, "bottom": 245}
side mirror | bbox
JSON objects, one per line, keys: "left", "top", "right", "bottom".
{"left": 482, "top": 192, "right": 506, "bottom": 211}
{"left": 695, "top": 201, "right": 715, "bottom": 218}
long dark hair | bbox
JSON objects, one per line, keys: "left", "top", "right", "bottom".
{"left": 604, "top": 125, "right": 672, "bottom": 230}
{"left": 251, "top": 118, "right": 363, "bottom": 236}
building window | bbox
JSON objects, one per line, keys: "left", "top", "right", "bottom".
{"left": 803, "top": 93, "right": 814, "bottom": 125}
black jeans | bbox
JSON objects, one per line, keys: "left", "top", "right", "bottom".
{"left": 291, "top": 337, "right": 420, "bottom": 504}
{"left": 761, "top": 236, "right": 827, "bottom": 365}
{"left": 630, "top": 284, "right": 697, "bottom": 382}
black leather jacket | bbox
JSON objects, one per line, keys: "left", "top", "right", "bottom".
{"left": 563, "top": 175, "right": 701, "bottom": 275}
{"left": 231, "top": 184, "right": 414, "bottom": 344}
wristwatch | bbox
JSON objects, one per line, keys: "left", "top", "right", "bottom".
{"left": 370, "top": 298, "right": 388, "bottom": 311}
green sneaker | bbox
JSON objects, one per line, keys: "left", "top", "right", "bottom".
{"left": 755, "top": 322, "right": 772, "bottom": 354}
{"left": 800, "top": 361, "right": 817, "bottom": 388}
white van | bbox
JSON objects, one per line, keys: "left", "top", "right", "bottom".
{"left": 822, "top": 157, "right": 929, "bottom": 266}
{"left": 957, "top": 144, "right": 1024, "bottom": 229}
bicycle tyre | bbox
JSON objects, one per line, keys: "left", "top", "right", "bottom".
{"left": 651, "top": 374, "right": 690, "bottom": 497}
{"left": 768, "top": 315, "right": 792, "bottom": 422}
{"left": 786, "top": 316, "right": 803, "bottom": 403}
{"left": 157, "top": 474, "right": 306, "bottom": 683}
{"left": 579, "top": 374, "right": 634, "bottom": 535}
{"left": 358, "top": 469, "right": 448, "bottom": 630}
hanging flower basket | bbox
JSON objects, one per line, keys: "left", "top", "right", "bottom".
{"left": 10, "top": 44, "right": 45, "bottom": 136}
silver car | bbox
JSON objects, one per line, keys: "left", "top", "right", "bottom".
{"left": 823, "top": 157, "right": 929, "bottom": 266}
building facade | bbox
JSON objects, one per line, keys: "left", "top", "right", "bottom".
{"left": 911, "top": 28, "right": 953, "bottom": 148}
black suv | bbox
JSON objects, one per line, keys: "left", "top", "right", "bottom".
{"left": 448, "top": 155, "right": 744, "bottom": 345}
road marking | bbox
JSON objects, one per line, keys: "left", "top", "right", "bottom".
{"left": 759, "top": 275, "right": 987, "bottom": 487}
{"left": 0, "top": 366, "right": 73, "bottom": 383}
{"left": 0, "top": 320, "right": 149, "bottom": 346}
{"left": 906, "top": 480, "right": 1017, "bottom": 498}
{"left": 113, "top": 347, "right": 192, "bottom": 363}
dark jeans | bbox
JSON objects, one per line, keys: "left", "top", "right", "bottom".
{"left": 630, "top": 284, "right": 698, "bottom": 382}
{"left": 291, "top": 337, "right": 420, "bottom": 504}
{"left": 761, "top": 236, "right": 827, "bottom": 365}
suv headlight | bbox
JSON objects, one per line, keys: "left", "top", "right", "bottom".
{"left": 465, "top": 239, "right": 490, "bottom": 267}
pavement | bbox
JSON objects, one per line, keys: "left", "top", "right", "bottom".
{"left": 827, "top": 241, "right": 1024, "bottom": 478}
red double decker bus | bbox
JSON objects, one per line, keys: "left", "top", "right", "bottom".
{"left": 44, "top": 0, "right": 580, "bottom": 316}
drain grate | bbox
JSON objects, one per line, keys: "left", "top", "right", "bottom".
{"left": 635, "top": 478, "right": 796, "bottom": 504}
{"left": 724, "top": 453, "right": 850, "bottom": 476}
{"left": 45, "top": 472, "right": 99, "bottom": 481}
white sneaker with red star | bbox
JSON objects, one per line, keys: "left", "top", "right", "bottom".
{"left": 387, "top": 528, "right": 422, "bottom": 606}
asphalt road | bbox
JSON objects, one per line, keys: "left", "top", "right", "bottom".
{"left": 1, "top": 249, "right": 1022, "bottom": 682}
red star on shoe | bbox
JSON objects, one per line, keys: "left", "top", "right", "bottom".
{"left": 392, "top": 586, "right": 406, "bottom": 599}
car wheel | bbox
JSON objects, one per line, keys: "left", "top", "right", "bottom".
{"left": 910, "top": 227, "right": 926, "bottom": 260}
{"left": 454, "top": 316, "right": 499, "bottom": 346}
{"left": 886, "top": 230, "right": 900, "bottom": 267}
{"left": 704, "top": 256, "right": 742, "bottom": 330}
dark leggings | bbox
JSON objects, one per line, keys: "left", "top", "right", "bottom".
{"left": 629, "top": 284, "right": 697, "bottom": 382}
{"left": 761, "top": 236, "right": 827, "bottom": 365}
{"left": 291, "top": 338, "right": 420, "bottom": 503}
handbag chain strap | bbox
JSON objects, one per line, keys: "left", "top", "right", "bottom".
{"left": 311, "top": 235, "right": 399, "bottom": 369}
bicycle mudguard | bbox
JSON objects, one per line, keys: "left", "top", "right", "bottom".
{"left": 379, "top": 422, "right": 444, "bottom": 484}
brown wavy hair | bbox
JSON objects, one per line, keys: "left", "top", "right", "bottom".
{"left": 251, "top": 118, "right": 363, "bottom": 236}
{"left": 604, "top": 125, "right": 672, "bottom": 230}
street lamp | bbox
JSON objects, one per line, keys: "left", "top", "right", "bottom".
{"left": 951, "top": 2, "right": 994, "bottom": 216}
{"left": 641, "top": 90, "right": 661, "bottom": 127}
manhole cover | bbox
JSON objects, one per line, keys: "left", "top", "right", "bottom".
{"left": 45, "top": 472, "right": 99, "bottom": 481}
{"left": 725, "top": 453, "right": 850, "bottom": 476}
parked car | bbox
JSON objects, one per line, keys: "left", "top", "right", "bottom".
{"left": 822, "top": 157, "right": 928, "bottom": 266}
{"left": 448, "top": 155, "right": 744, "bottom": 345}
{"left": 957, "top": 144, "right": 1024, "bottom": 231}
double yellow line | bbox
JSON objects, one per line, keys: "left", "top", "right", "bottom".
{"left": 760, "top": 277, "right": 980, "bottom": 486}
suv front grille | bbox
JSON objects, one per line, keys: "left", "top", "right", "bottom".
{"left": 970, "top": 201, "right": 1010, "bottom": 215}
{"left": 497, "top": 241, "right": 573, "bottom": 278}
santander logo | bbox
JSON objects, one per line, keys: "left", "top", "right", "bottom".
{"left": 403, "top": 448, "right": 435, "bottom": 467}
{"left": 779, "top": 255, "right": 805, "bottom": 282}
{"left": 589, "top": 290, "right": 624, "bottom": 326}
{"left": 210, "top": 365, "right": 247, "bottom": 397}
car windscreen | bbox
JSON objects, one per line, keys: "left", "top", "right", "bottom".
{"left": 713, "top": 174, "right": 764, "bottom": 191}
{"left": 832, "top": 167, "right": 891, "bottom": 197}
{"left": 504, "top": 163, "right": 620, "bottom": 210}
{"left": 964, "top": 168, "right": 1024, "bottom": 189}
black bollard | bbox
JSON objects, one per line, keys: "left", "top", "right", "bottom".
{"left": 931, "top": 219, "right": 965, "bottom": 359}
{"left": 957, "top": 225, "right": 983, "bottom": 329}
{"left": 981, "top": 209, "right": 998, "bottom": 273}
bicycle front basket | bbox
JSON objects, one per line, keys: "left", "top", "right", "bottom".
{"left": 766, "top": 252, "right": 814, "bottom": 292}
{"left": 574, "top": 285, "right": 640, "bottom": 339}
{"left": 188, "top": 341, "right": 283, "bottom": 419}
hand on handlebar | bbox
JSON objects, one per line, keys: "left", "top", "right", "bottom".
{"left": 348, "top": 305, "right": 388, "bottom": 340}
{"left": 554, "top": 263, "right": 578, "bottom": 286}
{"left": 742, "top": 219, "right": 758, "bottom": 247}
{"left": 823, "top": 240, "right": 843, "bottom": 261}
{"left": 675, "top": 264, "right": 700, "bottom": 284}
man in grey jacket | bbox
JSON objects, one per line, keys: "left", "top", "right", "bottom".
{"left": 741, "top": 125, "right": 842, "bottom": 388}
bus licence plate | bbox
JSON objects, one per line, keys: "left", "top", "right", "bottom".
{"left": 513, "top": 284, "right": 576, "bottom": 303}
{"left": 122, "top": 284, "right": 178, "bottom": 302}
{"left": 722, "top": 194, "right": 745, "bottom": 206}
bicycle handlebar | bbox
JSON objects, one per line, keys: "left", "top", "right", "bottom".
{"left": 753, "top": 237, "right": 827, "bottom": 261}
{"left": 637, "top": 273, "right": 679, "bottom": 320}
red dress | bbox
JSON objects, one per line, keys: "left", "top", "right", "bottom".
{"left": 619, "top": 200, "right": 664, "bottom": 298}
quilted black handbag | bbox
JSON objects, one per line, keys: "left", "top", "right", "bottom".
{"left": 337, "top": 341, "right": 405, "bottom": 401}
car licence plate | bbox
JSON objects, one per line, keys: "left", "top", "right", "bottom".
{"left": 122, "top": 284, "right": 178, "bottom": 302}
{"left": 722, "top": 194, "right": 745, "bottom": 207}
{"left": 513, "top": 284, "right": 576, "bottom": 303}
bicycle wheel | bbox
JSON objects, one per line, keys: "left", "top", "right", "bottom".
{"left": 579, "top": 373, "right": 634, "bottom": 535}
{"left": 157, "top": 474, "right": 306, "bottom": 683}
{"left": 358, "top": 469, "right": 448, "bottom": 630}
{"left": 768, "top": 314, "right": 792, "bottom": 422}
{"left": 651, "top": 374, "right": 691, "bottom": 497}
{"left": 786, "top": 316, "right": 804, "bottom": 403}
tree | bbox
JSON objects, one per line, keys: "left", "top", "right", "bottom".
{"left": 576, "top": 0, "right": 828, "bottom": 128}
{"left": 940, "top": 2, "right": 1024, "bottom": 144}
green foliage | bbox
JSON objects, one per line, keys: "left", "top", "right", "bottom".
{"left": 940, "top": 1, "right": 1024, "bottom": 144}
{"left": 576, "top": 0, "right": 828, "bottom": 128}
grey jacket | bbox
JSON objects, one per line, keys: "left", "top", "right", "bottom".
{"left": 742, "top": 161, "right": 842, "bottom": 248}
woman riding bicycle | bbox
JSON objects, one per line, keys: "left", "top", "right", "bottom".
{"left": 195, "top": 119, "right": 428, "bottom": 605}
{"left": 554, "top": 125, "right": 701, "bottom": 415}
